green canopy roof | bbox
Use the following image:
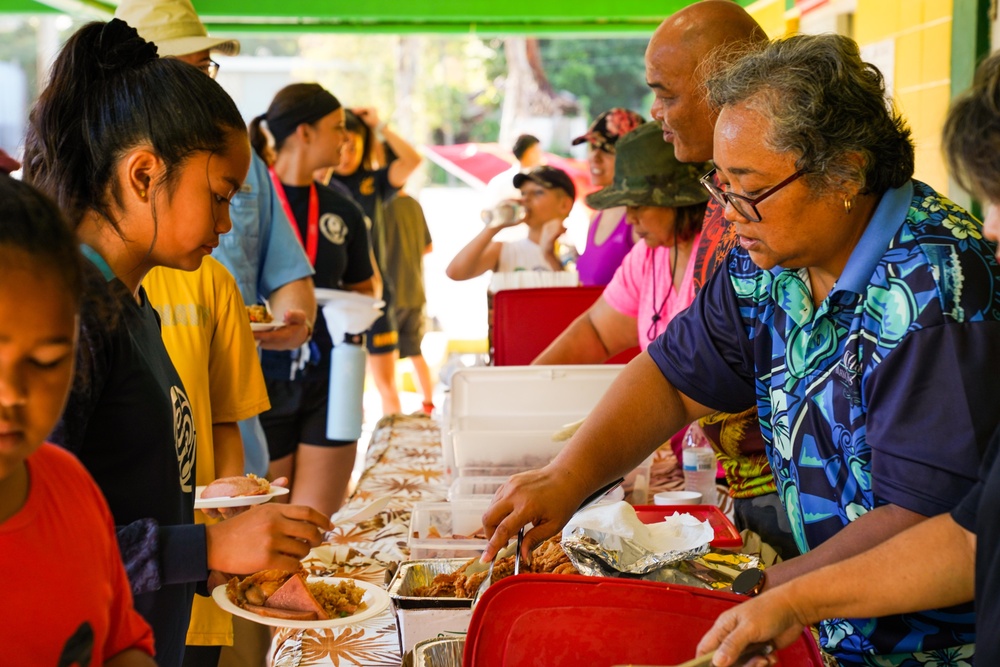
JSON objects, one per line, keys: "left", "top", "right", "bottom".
{"left": 0, "top": 0, "right": 761, "bottom": 34}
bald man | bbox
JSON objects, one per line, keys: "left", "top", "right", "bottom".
{"left": 643, "top": 1, "right": 802, "bottom": 564}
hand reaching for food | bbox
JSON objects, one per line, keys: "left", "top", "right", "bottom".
{"left": 205, "top": 503, "right": 332, "bottom": 575}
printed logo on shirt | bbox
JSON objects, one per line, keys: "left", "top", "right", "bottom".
{"left": 834, "top": 349, "right": 863, "bottom": 407}
{"left": 320, "top": 213, "right": 348, "bottom": 245}
{"left": 170, "top": 386, "right": 196, "bottom": 493}
{"left": 360, "top": 176, "right": 375, "bottom": 196}
{"left": 153, "top": 303, "right": 211, "bottom": 327}
{"left": 58, "top": 622, "right": 93, "bottom": 667}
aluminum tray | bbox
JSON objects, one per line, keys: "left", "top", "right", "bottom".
{"left": 410, "top": 636, "right": 465, "bottom": 667}
{"left": 388, "top": 558, "right": 476, "bottom": 610}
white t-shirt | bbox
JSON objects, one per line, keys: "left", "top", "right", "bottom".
{"left": 497, "top": 237, "right": 552, "bottom": 272}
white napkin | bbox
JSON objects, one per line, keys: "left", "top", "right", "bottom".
{"left": 565, "top": 500, "right": 713, "bottom": 553}
{"left": 320, "top": 292, "right": 385, "bottom": 343}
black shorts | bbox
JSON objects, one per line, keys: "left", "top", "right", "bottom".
{"left": 394, "top": 306, "right": 425, "bottom": 358}
{"left": 366, "top": 308, "right": 398, "bottom": 355}
{"left": 260, "top": 373, "right": 354, "bottom": 461}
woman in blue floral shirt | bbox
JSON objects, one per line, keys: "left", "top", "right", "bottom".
{"left": 483, "top": 33, "right": 1000, "bottom": 667}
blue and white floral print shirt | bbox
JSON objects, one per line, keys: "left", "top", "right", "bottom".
{"left": 651, "top": 180, "right": 1000, "bottom": 666}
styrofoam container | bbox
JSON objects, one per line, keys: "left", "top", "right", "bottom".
{"left": 408, "top": 500, "right": 490, "bottom": 559}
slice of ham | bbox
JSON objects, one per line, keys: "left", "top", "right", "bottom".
{"left": 243, "top": 603, "right": 318, "bottom": 621}
{"left": 264, "top": 574, "right": 328, "bottom": 619}
{"left": 202, "top": 475, "right": 270, "bottom": 499}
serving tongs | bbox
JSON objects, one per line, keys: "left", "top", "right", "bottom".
{"left": 470, "top": 476, "right": 625, "bottom": 605}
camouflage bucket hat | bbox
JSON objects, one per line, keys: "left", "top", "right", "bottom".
{"left": 586, "top": 122, "right": 713, "bottom": 210}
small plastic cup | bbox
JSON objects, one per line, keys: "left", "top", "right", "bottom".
{"left": 654, "top": 491, "right": 702, "bottom": 505}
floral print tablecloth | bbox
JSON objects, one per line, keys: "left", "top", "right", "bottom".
{"left": 270, "top": 414, "right": 690, "bottom": 666}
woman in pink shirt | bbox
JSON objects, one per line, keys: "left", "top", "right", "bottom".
{"left": 574, "top": 108, "right": 645, "bottom": 286}
{"left": 534, "top": 121, "right": 712, "bottom": 363}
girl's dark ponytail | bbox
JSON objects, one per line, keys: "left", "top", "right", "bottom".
{"left": 23, "top": 18, "right": 245, "bottom": 232}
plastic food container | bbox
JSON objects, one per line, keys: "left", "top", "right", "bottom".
{"left": 443, "top": 365, "right": 623, "bottom": 480}
{"left": 407, "top": 501, "right": 490, "bottom": 559}
{"left": 447, "top": 475, "right": 509, "bottom": 502}
{"left": 464, "top": 575, "right": 824, "bottom": 666}
{"left": 452, "top": 429, "right": 566, "bottom": 476}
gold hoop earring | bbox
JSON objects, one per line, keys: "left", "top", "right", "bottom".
{"left": 844, "top": 197, "right": 853, "bottom": 214}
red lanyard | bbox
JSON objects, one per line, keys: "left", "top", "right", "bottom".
{"left": 269, "top": 168, "right": 319, "bottom": 266}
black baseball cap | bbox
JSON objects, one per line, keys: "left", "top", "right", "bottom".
{"left": 512, "top": 165, "right": 576, "bottom": 200}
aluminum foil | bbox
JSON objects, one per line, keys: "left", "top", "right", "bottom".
{"left": 641, "top": 551, "right": 761, "bottom": 589}
{"left": 561, "top": 529, "right": 761, "bottom": 590}
{"left": 388, "top": 558, "right": 475, "bottom": 610}
{"left": 562, "top": 532, "right": 710, "bottom": 577}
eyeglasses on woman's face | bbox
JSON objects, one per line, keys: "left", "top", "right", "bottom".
{"left": 700, "top": 167, "right": 805, "bottom": 222}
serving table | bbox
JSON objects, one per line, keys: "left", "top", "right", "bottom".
{"left": 269, "top": 413, "right": 689, "bottom": 666}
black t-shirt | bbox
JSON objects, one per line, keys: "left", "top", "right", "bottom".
{"left": 50, "top": 259, "right": 202, "bottom": 667}
{"left": 261, "top": 182, "right": 374, "bottom": 376}
{"left": 952, "top": 424, "right": 1000, "bottom": 663}
{"left": 330, "top": 167, "right": 397, "bottom": 295}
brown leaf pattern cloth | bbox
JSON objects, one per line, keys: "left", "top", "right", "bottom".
{"left": 270, "top": 414, "right": 700, "bottom": 666}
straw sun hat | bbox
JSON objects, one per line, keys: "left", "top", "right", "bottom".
{"left": 114, "top": 0, "right": 240, "bottom": 57}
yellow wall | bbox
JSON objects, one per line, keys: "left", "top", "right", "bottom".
{"left": 856, "top": 0, "right": 954, "bottom": 193}
{"left": 745, "top": 0, "right": 955, "bottom": 194}
{"left": 745, "top": 0, "right": 798, "bottom": 38}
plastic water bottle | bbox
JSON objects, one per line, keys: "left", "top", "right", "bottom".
{"left": 326, "top": 333, "right": 367, "bottom": 441}
{"left": 682, "top": 430, "right": 717, "bottom": 505}
{"left": 481, "top": 201, "right": 523, "bottom": 226}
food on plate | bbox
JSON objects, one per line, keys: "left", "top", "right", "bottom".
{"left": 226, "top": 569, "right": 366, "bottom": 621}
{"left": 413, "top": 536, "right": 578, "bottom": 598}
{"left": 202, "top": 473, "right": 271, "bottom": 499}
{"left": 200, "top": 474, "right": 272, "bottom": 519}
{"left": 246, "top": 304, "right": 273, "bottom": 323}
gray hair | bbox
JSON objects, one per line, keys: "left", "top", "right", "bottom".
{"left": 704, "top": 33, "right": 914, "bottom": 196}
{"left": 944, "top": 49, "right": 1000, "bottom": 203}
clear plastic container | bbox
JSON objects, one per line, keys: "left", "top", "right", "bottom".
{"left": 408, "top": 501, "right": 490, "bottom": 559}
{"left": 447, "top": 476, "right": 510, "bottom": 502}
{"left": 623, "top": 453, "right": 655, "bottom": 505}
{"left": 452, "top": 429, "right": 566, "bottom": 475}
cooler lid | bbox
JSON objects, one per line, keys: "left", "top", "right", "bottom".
{"left": 463, "top": 574, "right": 824, "bottom": 667}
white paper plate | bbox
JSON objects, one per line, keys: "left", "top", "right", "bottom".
{"left": 250, "top": 321, "right": 285, "bottom": 332}
{"left": 194, "top": 485, "right": 289, "bottom": 510}
{"left": 212, "top": 576, "right": 391, "bottom": 629}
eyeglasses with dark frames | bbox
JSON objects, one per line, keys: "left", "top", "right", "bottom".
{"left": 700, "top": 167, "right": 805, "bottom": 222}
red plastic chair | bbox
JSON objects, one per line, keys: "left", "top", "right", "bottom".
{"left": 491, "top": 286, "right": 639, "bottom": 366}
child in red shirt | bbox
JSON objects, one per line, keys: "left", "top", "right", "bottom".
{"left": 0, "top": 172, "right": 155, "bottom": 666}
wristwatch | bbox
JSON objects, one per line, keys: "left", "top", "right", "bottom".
{"left": 732, "top": 567, "right": 766, "bottom": 597}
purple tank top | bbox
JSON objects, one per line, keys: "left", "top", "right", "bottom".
{"left": 576, "top": 210, "right": 634, "bottom": 286}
